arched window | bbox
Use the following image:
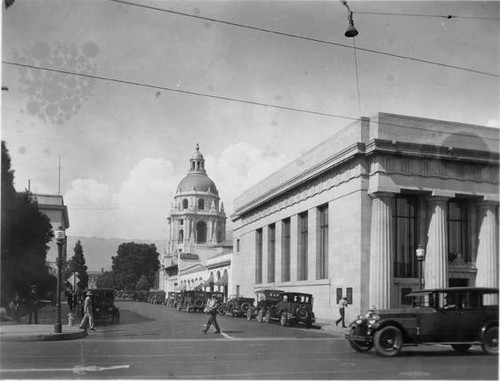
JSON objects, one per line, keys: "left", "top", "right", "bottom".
{"left": 198, "top": 199, "right": 204, "bottom": 210}
{"left": 196, "top": 221, "right": 207, "bottom": 243}
{"left": 178, "top": 229, "right": 184, "bottom": 243}
{"left": 182, "top": 199, "right": 188, "bottom": 209}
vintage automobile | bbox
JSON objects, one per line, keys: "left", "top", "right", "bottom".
{"left": 177, "top": 290, "right": 206, "bottom": 312}
{"left": 89, "top": 288, "right": 120, "bottom": 324}
{"left": 165, "top": 292, "right": 180, "bottom": 307}
{"left": 345, "top": 287, "right": 498, "bottom": 357}
{"left": 225, "top": 296, "right": 255, "bottom": 317}
{"left": 246, "top": 289, "right": 284, "bottom": 322}
{"left": 264, "top": 292, "right": 315, "bottom": 328}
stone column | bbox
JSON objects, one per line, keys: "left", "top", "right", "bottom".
{"left": 475, "top": 201, "right": 499, "bottom": 288}
{"left": 369, "top": 193, "right": 394, "bottom": 310}
{"left": 425, "top": 197, "right": 449, "bottom": 289}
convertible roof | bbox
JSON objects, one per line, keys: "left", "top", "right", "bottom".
{"left": 407, "top": 287, "right": 498, "bottom": 296}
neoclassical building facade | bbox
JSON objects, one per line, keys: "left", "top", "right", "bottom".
{"left": 160, "top": 145, "right": 231, "bottom": 298}
{"left": 230, "top": 113, "right": 499, "bottom": 322}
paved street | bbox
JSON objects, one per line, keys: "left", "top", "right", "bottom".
{"left": 0, "top": 300, "right": 498, "bottom": 379}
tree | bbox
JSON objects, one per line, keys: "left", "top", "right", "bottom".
{"left": 112, "top": 242, "right": 159, "bottom": 291}
{"left": 64, "top": 240, "right": 89, "bottom": 291}
{"left": 96, "top": 271, "right": 114, "bottom": 289}
{"left": 135, "top": 275, "right": 150, "bottom": 291}
{"left": 1, "top": 141, "right": 54, "bottom": 305}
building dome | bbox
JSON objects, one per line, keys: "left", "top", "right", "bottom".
{"left": 176, "top": 173, "right": 218, "bottom": 194}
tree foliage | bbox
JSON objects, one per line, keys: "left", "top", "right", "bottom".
{"left": 112, "top": 242, "right": 159, "bottom": 291}
{"left": 64, "top": 240, "right": 89, "bottom": 291}
{"left": 96, "top": 271, "right": 115, "bottom": 289}
{"left": 1, "top": 141, "right": 54, "bottom": 304}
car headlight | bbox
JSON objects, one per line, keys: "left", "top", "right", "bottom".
{"left": 368, "top": 314, "right": 380, "bottom": 326}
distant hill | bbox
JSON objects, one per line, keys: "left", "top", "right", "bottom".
{"left": 66, "top": 231, "right": 233, "bottom": 272}
{"left": 66, "top": 236, "right": 167, "bottom": 272}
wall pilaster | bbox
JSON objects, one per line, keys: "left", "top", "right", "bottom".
{"left": 369, "top": 193, "right": 394, "bottom": 309}
{"left": 425, "top": 197, "right": 449, "bottom": 289}
{"left": 475, "top": 201, "right": 499, "bottom": 288}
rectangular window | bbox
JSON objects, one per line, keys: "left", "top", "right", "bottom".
{"left": 298, "top": 212, "right": 308, "bottom": 280}
{"left": 393, "top": 196, "right": 418, "bottom": 278}
{"left": 317, "top": 204, "right": 329, "bottom": 279}
{"left": 255, "top": 229, "right": 263, "bottom": 284}
{"left": 346, "top": 287, "right": 353, "bottom": 304}
{"left": 336, "top": 288, "right": 343, "bottom": 304}
{"left": 401, "top": 287, "right": 413, "bottom": 305}
{"left": 281, "top": 218, "right": 291, "bottom": 282}
{"left": 267, "top": 224, "right": 276, "bottom": 283}
{"left": 448, "top": 199, "right": 469, "bottom": 263}
{"left": 236, "top": 239, "right": 240, "bottom": 252}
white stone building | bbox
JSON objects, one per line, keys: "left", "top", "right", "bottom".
{"left": 160, "top": 145, "right": 232, "bottom": 299}
{"left": 230, "top": 113, "right": 499, "bottom": 322}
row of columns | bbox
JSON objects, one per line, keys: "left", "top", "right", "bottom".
{"left": 369, "top": 193, "right": 498, "bottom": 309}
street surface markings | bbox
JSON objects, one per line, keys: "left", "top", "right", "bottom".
{"left": 399, "top": 371, "right": 431, "bottom": 377}
{"left": 0, "top": 365, "right": 130, "bottom": 374}
{"left": 85, "top": 336, "right": 341, "bottom": 342}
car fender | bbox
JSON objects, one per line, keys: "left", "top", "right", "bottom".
{"left": 370, "top": 319, "right": 412, "bottom": 340}
{"left": 481, "top": 320, "right": 498, "bottom": 338}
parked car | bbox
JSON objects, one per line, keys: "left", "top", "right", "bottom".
{"left": 177, "top": 291, "right": 206, "bottom": 312}
{"left": 265, "top": 292, "right": 315, "bottom": 328}
{"left": 345, "top": 287, "right": 499, "bottom": 357}
{"left": 247, "top": 289, "right": 284, "bottom": 322}
{"left": 166, "top": 292, "right": 180, "bottom": 307}
{"left": 89, "top": 288, "right": 120, "bottom": 324}
{"left": 226, "top": 296, "right": 255, "bottom": 317}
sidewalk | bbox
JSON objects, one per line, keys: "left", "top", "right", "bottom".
{"left": 314, "top": 318, "right": 351, "bottom": 334}
{"left": 0, "top": 303, "right": 87, "bottom": 342}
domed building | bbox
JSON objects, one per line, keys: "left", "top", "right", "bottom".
{"left": 161, "top": 145, "right": 231, "bottom": 298}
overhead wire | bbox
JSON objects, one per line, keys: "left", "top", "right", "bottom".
{"left": 355, "top": 11, "right": 500, "bottom": 21}
{"left": 108, "top": 0, "right": 499, "bottom": 78}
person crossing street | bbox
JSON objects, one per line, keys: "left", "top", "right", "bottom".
{"left": 202, "top": 294, "right": 221, "bottom": 334}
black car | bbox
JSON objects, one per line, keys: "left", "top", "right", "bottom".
{"left": 89, "top": 288, "right": 120, "bottom": 323}
{"left": 177, "top": 291, "right": 206, "bottom": 312}
{"left": 267, "top": 292, "right": 315, "bottom": 328}
{"left": 345, "top": 287, "right": 498, "bottom": 356}
{"left": 247, "top": 289, "right": 284, "bottom": 322}
{"left": 225, "top": 296, "right": 255, "bottom": 317}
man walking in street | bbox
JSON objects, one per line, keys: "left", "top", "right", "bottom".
{"left": 28, "top": 284, "right": 40, "bottom": 324}
{"left": 79, "top": 291, "right": 96, "bottom": 332}
{"left": 335, "top": 297, "right": 348, "bottom": 328}
{"left": 202, "top": 294, "right": 221, "bottom": 334}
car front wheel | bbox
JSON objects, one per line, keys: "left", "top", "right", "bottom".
{"left": 482, "top": 326, "right": 498, "bottom": 355}
{"left": 373, "top": 326, "right": 403, "bottom": 357}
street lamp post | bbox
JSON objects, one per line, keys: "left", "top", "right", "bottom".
{"left": 54, "top": 227, "right": 66, "bottom": 333}
{"left": 416, "top": 245, "right": 426, "bottom": 290}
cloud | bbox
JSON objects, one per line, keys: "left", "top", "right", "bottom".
{"left": 206, "top": 142, "right": 289, "bottom": 218}
{"left": 486, "top": 119, "right": 500, "bottom": 128}
{"left": 65, "top": 158, "right": 176, "bottom": 240}
{"left": 64, "top": 144, "right": 289, "bottom": 240}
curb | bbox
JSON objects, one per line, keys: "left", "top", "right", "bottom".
{"left": 0, "top": 330, "right": 88, "bottom": 342}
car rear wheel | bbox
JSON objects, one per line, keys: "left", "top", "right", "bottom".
{"left": 348, "top": 327, "right": 373, "bottom": 352}
{"left": 451, "top": 344, "right": 471, "bottom": 353}
{"left": 482, "top": 326, "right": 498, "bottom": 355}
{"left": 373, "top": 326, "right": 403, "bottom": 357}
{"left": 257, "top": 309, "right": 264, "bottom": 323}
{"left": 241, "top": 302, "right": 251, "bottom": 315}
{"left": 280, "top": 312, "right": 288, "bottom": 327}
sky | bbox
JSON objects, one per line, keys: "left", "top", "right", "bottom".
{"left": 2, "top": 0, "right": 499, "bottom": 242}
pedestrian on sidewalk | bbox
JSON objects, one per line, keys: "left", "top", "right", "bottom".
{"left": 202, "top": 294, "right": 221, "bottom": 334}
{"left": 28, "top": 284, "right": 40, "bottom": 324}
{"left": 335, "top": 297, "right": 348, "bottom": 328}
{"left": 79, "top": 291, "right": 96, "bottom": 332}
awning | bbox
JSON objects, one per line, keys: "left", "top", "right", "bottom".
{"left": 203, "top": 273, "right": 214, "bottom": 287}
{"left": 193, "top": 283, "right": 203, "bottom": 290}
{"left": 215, "top": 273, "right": 228, "bottom": 286}
{"left": 178, "top": 283, "right": 187, "bottom": 291}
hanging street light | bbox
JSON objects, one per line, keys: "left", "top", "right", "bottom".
{"left": 340, "top": 0, "right": 359, "bottom": 38}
